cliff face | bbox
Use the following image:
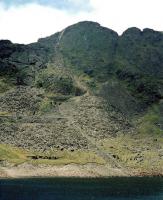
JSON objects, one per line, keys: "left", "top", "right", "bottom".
{"left": 0, "top": 21, "right": 162, "bottom": 175}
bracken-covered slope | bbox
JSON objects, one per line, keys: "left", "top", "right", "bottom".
{"left": 0, "top": 21, "right": 162, "bottom": 175}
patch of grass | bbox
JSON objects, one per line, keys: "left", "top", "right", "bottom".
{"left": 46, "top": 93, "right": 72, "bottom": 103}
{"left": 0, "top": 144, "right": 105, "bottom": 166}
{"left": 0, "top": 144, "right": 28, "bottom": 165}
{"left": 138, "top": 104, "right": 163, "bottom": 135}
{"left": 35, "top": 66, "right": 75, "bottom": 95}
{"left": 98, "top": 134, "right": 163, "bottom": 172}
{"left": 0, "top": 77, "right": 13, "bottom": 93}
{"left": 30, "top": 150, "right": 105, "bottom": 166}
{"left": 0, "top": 111, "right": 12, "bottom": 117}
{"left": 39, "top": 98, "right": 53, "bottom": 113}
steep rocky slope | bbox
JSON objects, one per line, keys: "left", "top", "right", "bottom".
{"left": 0, "top": 21, "right": 162, "bottom": 175}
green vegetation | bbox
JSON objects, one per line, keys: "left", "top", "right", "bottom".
{"left": 115, "top": 67, "right": 162, "bottom": 106}
{"left": 0, "top": 144, "right": 28, "bottom": 165}
{"left": 138, "top": 103, "right": 163, "bottom": 135}
{"left": 35, "top": 66, "right": 75, "bottom": 95}
{"left": 98, "top": 134, "right": 163, "bottom": 173}
{"left": 56, "top": 22, "right": 163, "bottom": 113}
{"left": 30, "top": 149, "right": 105, "bottom": 166}
{"left": 0, "top": 77, "right": 13, "bottom": 93}
{"left": 60, "top": 22, "right": 118, "bottom": 79}
{"left": 39, "top": 97, "right": 53, "bottom": 113}
{"left": 0, "top": 144, "right": 105, "bottom": 166}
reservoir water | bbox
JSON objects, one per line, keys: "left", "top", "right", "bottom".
{"left": 0, "top": 177, "right": 163, "bottom": 200}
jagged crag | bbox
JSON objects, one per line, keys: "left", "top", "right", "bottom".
{"left": 0, "top": 21, "right": 162, "bottom": 175}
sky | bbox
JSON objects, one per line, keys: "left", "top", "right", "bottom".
{"left": 0, "top": 0, "right": 163, "bottom": 44}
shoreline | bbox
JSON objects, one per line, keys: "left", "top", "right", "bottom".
{"left": 1, "top": 163, "right": 162, "bottom": 179}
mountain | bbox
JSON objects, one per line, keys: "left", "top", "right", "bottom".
{"left": 0, "top": 21, "right": 162, "bottom": 176}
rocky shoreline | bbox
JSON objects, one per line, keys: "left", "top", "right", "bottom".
{"left": 0, "top": 163, "right": 162, "bottom": 179}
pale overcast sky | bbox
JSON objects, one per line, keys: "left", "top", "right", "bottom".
{"left": 0, "top": 0, "right": 163, "bottom": 44}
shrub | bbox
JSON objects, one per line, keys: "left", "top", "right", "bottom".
{"left": 36, "top": 67, "right": 75, "bottom": 95}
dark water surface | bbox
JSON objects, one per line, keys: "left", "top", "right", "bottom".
{"left": 0, "top": 177, "right": 163, "bottom": 200}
